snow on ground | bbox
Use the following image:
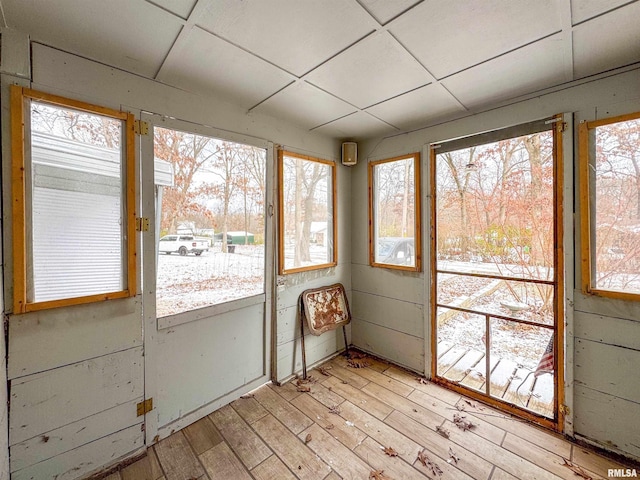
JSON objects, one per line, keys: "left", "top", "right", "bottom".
{"left": 156, "top": 245, "right": 265, "bottom": 317}
{"left": 437, "top": 272, "right": 553, "bottom": 370}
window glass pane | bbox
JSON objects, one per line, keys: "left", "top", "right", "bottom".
{"left": 592, "top": 118, "right": 640, "bottom": 294}
{"left": 279, "top": 152, "right": 335, "bottom": 273}
{"left": 154, "top": 127, "right": 266, "bottom": 317}
{"left": 28, "top": 101, "right": 125, "bottom": 302}
{"left": 436, "top": 132, "right": 555, "bottom": 282}
{"left": 371, "top": 155, "right": 419, "bottom": 269}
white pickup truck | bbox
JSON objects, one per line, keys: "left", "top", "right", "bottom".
{"left": 159, "top": 235, "right": 209, "bottom": 256}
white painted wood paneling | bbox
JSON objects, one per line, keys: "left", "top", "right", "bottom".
{"left": 9, "top": 347, "right": 143, "bottom": 445}
{"left": 8, "top": 298, "right": 141, "bottom": 379}
{"left": 10, "top": 399, "right": 142, "bottom": 472}
{"left": 352, "top": 320, "right": 424, "bottom": 372}
{"left": 11, "top": 424, "right": 143, "bottom": 480}
{"left": 155, "top": 305, "right": 266, "bottom": 428}
{"left": 150, "top": 0, "right": 196, "bottom": 20}
{"left": 351, "top": 264, "right": 424, "bottom": 304}
{"left": 574, "top": 385, "right": 640, "bottom": 461}
{"left": 351, "top": 291, "right": 423, "bottom": 338}
{"left": 574, "top": 311, "right": 640, "bottom": 351}
{"left": 276, "top": 328, "right": 347, "bottom": 382}
{"left": 0, "top": 29, "right": 30, "bottom": 78}
{"left": 571, "top": 0, "right": 632, "bottom": 25}
{"left": 575, "top": 338, "right": 640, "bottom": 404}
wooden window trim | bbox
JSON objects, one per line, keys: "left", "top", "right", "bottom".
{"left": 579, "top": 111, "right": 640, "bottom": 302}
{"left": 368, "top": 153, "right": 422, "bottom": 272}
{"left": 10, "top": 85, "right": 136, "bottom": 313}
{"left": 277, "top": 150, "right": 337, "bottom": 275}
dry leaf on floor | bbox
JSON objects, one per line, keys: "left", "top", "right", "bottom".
{"left": 561, "top": 458, "right": 593, "bottom": 479}
{"left": 382, "top": 446, "right": 399, "bottom": 457}
{"left": 463, "top": 399, "right": 477, "bottom": 408}
{"left": 325, "top": 424, "right": 335, "bottom": 430}
{"left": 319, "top": 366, "right": 332, "bottom": 376}
{"left": 349, "top": 351, "right": 368, "bottom": 359}
{"left": 448, "top": 447, "right": 460, "bottom": 465}
{"left": 347, "top": 358, "right": 370, "bottom": 368}
{"left": 329, "top": 405, "right": 342, "bottom": 415}
{"left": 417, "top": 449, "right": 443, "bottom": 477}
{"left": 416, "top": 377, "right": 429, "bottom": 385}
{"left": 342, "top": 380, "right": 348, "bottom": 384}
{"left": 369, "top": 469, "right": 391, "bottom": 480}
{"left": 304, "top": 433, "right": 312, "bottom": 444}
{"left": 296, "top": 385, "right": 311, "bottom": 393}
{"left": 240, "top": 393, "right": 254, "bottom": 399}
{"left": 455, "top": 403, "right": 466, "bottom": 411}
{"left": 436, "top": 425, "right": 450, "bottom": 439}
{"left": 453, "top": 413, "right": 476, "bottom": 431}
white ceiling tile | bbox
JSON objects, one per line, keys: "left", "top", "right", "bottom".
{"left": 442, "top": 34, "right": 566, "bottom": 109}
{"left": 314, "top": 112, "right": 398, "bottom": 140}
{"left": 2, "top": 0, "right": 182, "bottom": 78}
{"left": 358, "top": 0, "right": 422, "bottom": 25}
{"left": 573, "top": 2, "right": 640, "bottom": 79}
{"left": 366, "top": 84, "right": 466, "bottom": 130}
{"left": 252, "top": 82, "right": 356, "bottom": 130}
{"left": 146, "top": 0, "right": 196, "bottom": 19}
{"left": 391, "top": 0, "right": 562, "bottom": 79}
{"left": 196, "top": 0, "right": 374, "bottom": 76}
{"left": 571, "top": 0, "right": 630, "bottom": 24}
{"left": 160, "top": 28, "right": 295, "bottom": 109}
{"left": 306, "top": 32, "right": 431, "bottom": 109}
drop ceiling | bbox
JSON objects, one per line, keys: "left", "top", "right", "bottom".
{"left": 2, "top": 0, "right": 639, "bottom": 140}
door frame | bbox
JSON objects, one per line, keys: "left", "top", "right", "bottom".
{"left": 427, "top": 115, "right": 569, "bottom": 432}
{"left": 139, "top": 112, "right": 274, "bottom": 444}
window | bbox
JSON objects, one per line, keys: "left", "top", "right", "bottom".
{"left": 579, "top": 112, "right": 640, "bottom": 299}
{"left": 368, "top": 153, "right": 421, "bottom": 271}
{"left": 278, "top": 150, "right": 336, "bottom": 274}
{"left": 11, "top": 86, "right": 136, "bottom": 312}
{"left": 154, "top": 126, "right": 267, "bottom": 318}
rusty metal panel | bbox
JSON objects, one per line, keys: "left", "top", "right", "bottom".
{"left": 301, "top": 283, "right": 350, "bottom": 336}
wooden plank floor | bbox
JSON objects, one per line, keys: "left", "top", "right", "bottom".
{"left": 438, "top": 341, "right": 555, "bottom": 419}
{"left": 100, "top": 353, "right": 635, "bottom": 480}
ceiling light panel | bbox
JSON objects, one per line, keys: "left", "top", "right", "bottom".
{"left": 160, "top": 28, "right": 295, "bottom": 109}
{"left": 252, "top": 82, "right": 356, "bottom": 130}
{"left": 357, "top": 0, "right": 422, "bottom": 25}
{"left": 306, "top": 32, "right": 431, "bottom": 109}
{"left": 196, "top": 0, "right": 375, "bottom": 76}
{"left": 146, "top": 0, "right": 197, "bottom": 20}
{"left": 573, "top": 2, "right": 640, "bottom": 79}
{"left": 2, "top": 0, "right": 183, "bottom": 78}
{"left": 391, "top": 0, "right": 562, "bottom": 80}
{"left": 366, "top": 83, "right": 466, "bottom": 130}
{"left": 442, "top": 34, "right": 566, "bottom": 109}
{"left": 314, "top": 111, "right": 398, "bottom": 139}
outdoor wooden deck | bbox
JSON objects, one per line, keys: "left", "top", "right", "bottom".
{"left": 437, "top": 341, "right": 554, "bottom": 418}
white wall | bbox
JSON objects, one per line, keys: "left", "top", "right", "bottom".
{"left": 1, "top": 33, "right": 348, "bottom": 479}
{"left": 352, "top": 66, "right": 640, "bottom": 462}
